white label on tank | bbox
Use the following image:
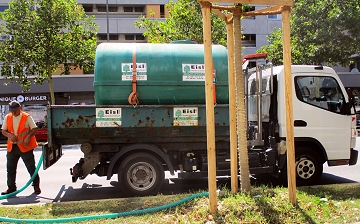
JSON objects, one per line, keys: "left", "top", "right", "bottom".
{"left": 96, "top": 108, "right": 122, "bottom": 127}
{"left": 173, "top": 107, "right": 198, "bottom": 126}
{"left": 121, "top": 63, "right": 147, "bottom": 81}
{"left": 182, "top": 64, "right": 205, "bottom": 81}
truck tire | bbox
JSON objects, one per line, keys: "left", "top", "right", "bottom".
{"left": 295, "top": 147, "right": 323, "bottom": 185}
{"left": 280, "top": 147, "right": 323, "bottom": 186}
{"left": 118, "top": 153, "right": 164, "bottom": 196}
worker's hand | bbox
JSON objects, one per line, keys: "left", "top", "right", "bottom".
{"left": 7, "top": 133, "right": 16, "bottom": 142}
{"left": 24, "top": 135, "right": 30, "bottom": 145}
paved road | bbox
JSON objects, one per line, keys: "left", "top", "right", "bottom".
{"left": 0, "top": 138, "right": 359, "bottom": 206}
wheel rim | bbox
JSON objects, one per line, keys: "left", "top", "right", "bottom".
{"left": 296, "top": 157, "right": 316, "bottom": 179}
{"left": 126, "top": 162, "right": 156, "bottom": 191}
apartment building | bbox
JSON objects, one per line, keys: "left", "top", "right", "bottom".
{"left": 75, "top": 1, "right": 281, "bottom": 55}
{"left": 0, "top": 0, "right": 281, "bottom": 120}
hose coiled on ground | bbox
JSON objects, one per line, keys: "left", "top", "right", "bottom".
{"left": 0, "top": 153, "right": 209, "bottom": 223}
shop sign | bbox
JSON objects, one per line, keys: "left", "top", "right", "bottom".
{"left": 0, "top": 94, "right": 48, "bottom": 103}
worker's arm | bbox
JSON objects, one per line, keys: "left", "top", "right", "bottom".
{"left": 24, "top": 115, "right": 38, "bottom": 145}
{"left": 1, "top": 129, "right": 17, "bottom": 142}
{"left": 24, "top": 128, "right": 37, "bottom": 145}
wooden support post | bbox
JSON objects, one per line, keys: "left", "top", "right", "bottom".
{"left": 282, "top": 6, "right": 297, "bottom": 206}
{"left": 200, "top": 1, "right": 217, "bottom": 213}
{"left": 226, "top": 15, "right": 238, "bottom": 194}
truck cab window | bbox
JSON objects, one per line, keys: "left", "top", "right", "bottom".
{"left": 295, "top": 76, "right": 344, "bottom": 113}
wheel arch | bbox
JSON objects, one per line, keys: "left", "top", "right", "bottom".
{"left": 106, "top": 144, "right": 175, "bottom": 180}
{"left": 278, "top": 137, "right": 328, "bottom": 170}
{"left": 294, "top": 137, "right": 327, "bottom": 164}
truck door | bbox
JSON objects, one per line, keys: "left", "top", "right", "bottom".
{"left": 293, "top": 75, "right": 353, "bottom": 161}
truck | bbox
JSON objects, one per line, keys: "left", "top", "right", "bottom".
{"left": 42, "top": 42, "right": 358, "bottom": 196}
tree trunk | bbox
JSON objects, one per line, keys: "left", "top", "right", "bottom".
{"left": 47, "top": 65, "right": 55, "bottom": 105}
{"left": 234, "top": 5, "right": 251, "bottom": 192}
{"left": 226, "top": 14, "right": 238, "bottom": 194}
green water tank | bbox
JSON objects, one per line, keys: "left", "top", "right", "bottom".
{"left": 94, "top": 42, "right": 229, "bottom": 105}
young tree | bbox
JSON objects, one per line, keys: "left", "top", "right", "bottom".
{"left": 135, "top": 0, "right": 227, "bottom": 45}
{"left": 259, "top": 0, "right": 360, "bottom": 66}
{"left": 0, "top": 0, "right": 98, "bottom": 105}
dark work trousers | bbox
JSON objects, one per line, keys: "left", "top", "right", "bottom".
{"left": 6, "top": 144, "right": 40, "bottom": 190}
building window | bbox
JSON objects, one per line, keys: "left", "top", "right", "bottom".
{"left": 268, "top": 14, "right": 280, "bottom": 20}
{"left": 98, "top": 6, "right": 118, "bottom": 12}
{"left": 0, "top": 6, "right": 9, "bottom": 12}
{"left": 123, "top": 6, "right": 144, "bottom": 13}
{"left": 98, "top": 34, "right": 119, "bottom": 41}
{"left": 125, "top": 34, "right": 145, "bottom": 41}
{"left": 243, "top": 6, "right": 255, "bottom": 19}
{"left": 135, "top": 7, "right": 144, "bottom": 13}
{"left": 124, "top": 7, "right": 133, "bottom": 12}
{"left": 125, "top": 35, "right": 134, "bottom": 40}
{"left": 242, "top": 34, "right": 256, "bottom": 47}
{"left": 82, "top": 5, "right": 93, "bottom": 12}
{"left": 160, "top": 5, "right": 165, "bottom": 18}
{"left": 136, "top": 35, "right": 145, "bottom": 40}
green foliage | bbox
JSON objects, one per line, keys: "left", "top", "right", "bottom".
{"left": 259, "top": 0, "right": 360, "bottom": 66}
{"left": 135, "top": 0, "right": 227, "bottom": 45}
{"left": 0, "top": 0, "right": 98, "bottom": 103}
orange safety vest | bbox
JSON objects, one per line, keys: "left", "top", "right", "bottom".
{"left": 6, "top": 112, "right": 38, "bottom": 153}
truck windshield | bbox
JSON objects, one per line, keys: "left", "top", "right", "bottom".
{"left": 295, "top": 76, "right": 345, "bottom": 113}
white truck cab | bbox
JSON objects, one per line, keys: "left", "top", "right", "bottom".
{"left": 247, "top": 64, "right": 358, "bottom": 185}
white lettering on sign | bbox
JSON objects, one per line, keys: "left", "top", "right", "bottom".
{"left": 96, "top": 108, "right": 122, "bottom": 127}
{"left": 0, "top": 96, "right": 17, "bottom": 102}
{"left": 0, "top": 95, "right": 47, "bottom": 103}
{"left": 173, "top": 107, "right": 198, "bottom": 126}
{"left": 182, "top": 64, "right": 205, "bottom": 81}
{"left": 24, "top": 95, "right": 47, "bottom": 101}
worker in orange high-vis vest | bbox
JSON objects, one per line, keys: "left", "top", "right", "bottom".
{"left": 1, "top": 100, "right": 41, "bottom": 195}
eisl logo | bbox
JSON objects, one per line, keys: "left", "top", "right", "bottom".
{"left": 182, "top": 108, "right": 197, "bottom": 115}
{"left": 182, "top": 64, "right": 205, "bottom": 73}
{"left": 182, "top": 64, "right": 205, "bottom": 81}
{"left": 105, "top": 109, "right": 121, "bottom": 115}
{"left": 121, "top": 63, "right": 147, "bottom": 73}
{"left": 174, "top": 107, "right": 198, "bottom": 126}
{"left": 121, "top": 62, "right": 148, "bottom": 81}
{"left": 96, "top": 108, "right": 122, "bottom": 127}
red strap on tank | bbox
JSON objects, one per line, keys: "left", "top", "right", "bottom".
{"left": 128, "top": 50, "right": 139, "bottom": 105}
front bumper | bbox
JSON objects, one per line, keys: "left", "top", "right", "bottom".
{"left": 349, "top": 148, "right": 358, "bottom": 165}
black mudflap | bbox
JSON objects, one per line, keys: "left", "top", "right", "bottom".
{"left": 42, "top": 143, "right": 63, "bottom": 170}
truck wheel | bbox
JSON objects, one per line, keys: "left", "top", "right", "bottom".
{"left": 280, "top": 147, "right": 323, "bottom": 186}
{"left": 295, "top": 147, "right": 323, "bottom": 185}
{"left": 118, "top": 153, "right": 164, "bottom": 196}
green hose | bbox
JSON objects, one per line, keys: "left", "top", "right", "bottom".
{"left": 0, "top": 192, "right": 209, "bottom": 223}
{"left": 0, "top": 153, "right": 44, "bottom": 200}
{"left": 0, "top": 152, "right": 209, "bottom": 223}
